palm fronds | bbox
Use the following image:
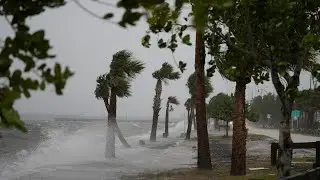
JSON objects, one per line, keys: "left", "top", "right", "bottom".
{"left": 94, "top": 50, "right": 145, "bottom": 99}
{"left": 168, "top": 96, "right": 180, "bottom": 105}
{"left": 94, "top": 74, "right": 110, "bottom": 99}
{"left": 186, "top": 73, "right": 213, "bottom": 98}
{"left": 152, "top": 62, "right": 181, "bottom": 81}
{"left": 110, "top": 50, "right": 145, "bottom": 79}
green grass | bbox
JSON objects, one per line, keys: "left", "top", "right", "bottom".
{"left": 292, "top": 156, "right": 314, "bottom": 162}
{"left": 121, "top": 157, "right": 313, "bottom": 180}
{"left": 191, "top": 134, "right": 271, "bottom": 141}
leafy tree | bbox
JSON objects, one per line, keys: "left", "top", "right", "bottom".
{"left": 251, "top": 1, "right": 320, "bottom": 176}
{"left": 0, "top": 0, "right": 73, "bottom": 132}
{"left": 150, "top": 63, "right": 180, "bottom": 142}
{"left": 208, "top": 93, "right": 258, "bottom": 137}
{"left": 250, "top": 93, "right": 282, "bottom": 127}
{"left": 295, "top": 89, "right": 320, "bottom": 129}
{"left": 163, "top": 96, "right": 179, "bottom": 138}
{"left": 204, "top": 0, "right": 271, "bottom": 174}
{"left": 207, "top": 93, "right": 233, "bottom": 137}
{"left": 94, "top": 50, "right": 144, "bottom": 158}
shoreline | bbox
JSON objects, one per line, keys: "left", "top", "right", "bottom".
{"left": 121, "top": 130, "right": 317, "bottom": 180}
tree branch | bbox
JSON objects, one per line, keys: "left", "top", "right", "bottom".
{"left": 270, "top": 58, "right": 285, "bottom": 95}
{"left": 72, "top": 0, "right": 117, "bottom": 25}
{"left": 283, "top": 71, "right": 291, "bottom": 86}
{"left": 4, "top": 15, "right": 16, "bottom": 32}
{"left": 91, "top": 0, "right": 116, "bottom": 7}
{"left": 287, "top": 51, "right": 305, "bottom": 90}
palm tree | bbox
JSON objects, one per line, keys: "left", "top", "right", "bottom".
{"left": 163, "top": 96, "right": 180, "bottom": 138}
{"left": 186, "top": 73, "right": 213, "bottom": 140}
{"left": 150, "top": 63, "right": 180, "bottom": 142}
{"left": 94, "top": 50, "right": 144, "bottom": 158}
{"left": 184, "top": 98, "right": 193, "bottom": 140}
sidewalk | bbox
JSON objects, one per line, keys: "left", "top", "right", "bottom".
{"left": 247, "top": 125, "right": 320, "bottom": 142}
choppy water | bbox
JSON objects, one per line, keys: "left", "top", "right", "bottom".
{"left": 0, "top": 118, "right": 179, "bottom": 180}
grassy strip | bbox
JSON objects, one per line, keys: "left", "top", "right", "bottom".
{"left": 121, "top": 157, "right": 314, "bottom": 180}
{"left": 191, "top": 134, "right": 272, "bottom": 141}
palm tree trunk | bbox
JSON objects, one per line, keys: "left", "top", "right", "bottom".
{"left": 185, "top": 106, "right": 193, "bottom": 140}
{"left": 195, "top": 29, "right": 212, "bottom": 169}
{"left": 230, "top": 82, "right": 247, "bottom": 175}
{"left": 164, "top": 101, "right": 169, "bottom": 138}
{"left": 105, "top": 91, "right": 117, "bottom": 158}
{"left": 114, "top": 122, "right": 131, "bottom": 148}
{"left": 105, "top": 91, "right": 131, "bottom": 158}
{"left": 150, "top": 79, "right": 162, "bottom": 142}
{"left": 106, "top": 118, "right": 115, "bottom": 158}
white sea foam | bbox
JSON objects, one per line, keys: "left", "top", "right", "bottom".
{"left": 1, "top": 120, "right": 193, "bottom": 180}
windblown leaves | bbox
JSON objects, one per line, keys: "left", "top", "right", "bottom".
{"left": 0, "top": 0, "right": 73, "bottom": 132}
{"left": 94, "top": 50, "right": 145, "bottom": 99}
{"left": 186, "top": 72, "right": 213, "bottom": 98}
{"left": 152, "top": 62, "right": 181, "bottom": 81}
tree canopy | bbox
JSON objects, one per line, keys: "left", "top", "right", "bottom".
{"left": 250, "top": 93, "right": 282, "bottom": 125}
{"left": 207, "top": 93, "right": 259, "bottom": 122}
{"left": 94, "top": 50, "right": 144, "bottom": 100}
{"left": 152, "top": 62, "right": 180, "bottom": 82}
{"left": 207, "top": 93, "right": 233, "bottom": 121}
{"left": 186, "top": 72, "right": 213, "bottom": 98}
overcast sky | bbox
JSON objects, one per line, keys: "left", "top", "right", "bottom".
{"left": 0, "top": 1, "right": 316, "bottom": 119}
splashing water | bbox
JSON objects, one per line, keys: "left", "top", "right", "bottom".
{"left": 1, "top": 120, "right": 189, "bottom": 180}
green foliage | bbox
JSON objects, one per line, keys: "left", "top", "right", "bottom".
{"left": 205, "top": 0, "right": 269, "bottom": 84}
{"left": 0, "top": 0, "right": 73, "bottom": 132}
{"left": 94, "top": 50, "right": 145, "bottom": 99}
{"left": 0, "top": 107, "right": 27, "bottom": 133}
{"left": 250, "top": 93, "right": 282, "bottom": 125}
{"left": 186, "top": 72, "right": 213, "bottom": 98}
{"left": 207, "top": 93, "right": 233, "bottom": 121}
{"left": 251, "top": 0, "right": 320, "bottom": 106}
{"left": 295, "top": 89, "right": 320, "bottom": 112}
{"left": 152, "top": 62, "right": 181, "bottom": 82}
{"left": 207, "top": 93, "right": 258, "bottom": 122}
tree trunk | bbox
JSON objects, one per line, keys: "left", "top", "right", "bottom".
{"left": 105, "top": 90, "right": 131, "bottom": 158}
{"left": 150, "top": 79, "right": 162, "bottom": 142}
{"left": 230, "top": 82, "right": 247, "bottom": 175}
{"left": 105, "top": 91, "right": 117, "bottom": 158}
{"left": 114, "top": 122, "right": 131, "bottom": 148}
{"left": 226, "top": 120, "right": 229, "bottom": 137}
{"left": 307, "top": 110, "right": 315, "bottom": 129}
{"left": 186, "top": 104, "right": 193, "bottom": 140}
{"left": 277, "top": 101, "right": 293, "bottom": 177}
{"left": 195, "top": 30, "right": 212, "bottom": 169}
{"left": 105, "top": 117, "right": 115, "bottom": 158}
{"left": 193, "top": 110, "right": 197, "bottom": 130}
{"left": 164, "top": 100, "right": 169, "bottom": 138}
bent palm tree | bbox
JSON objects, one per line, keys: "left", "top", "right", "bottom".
{"left": 94, "top": 50, "right": 144, "bottom": 158}
{"left": 164, "top": 96, "right": 180, "bottom": 138}
{"left": 150, "top": 63, "right": 180, "bottom": 142}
